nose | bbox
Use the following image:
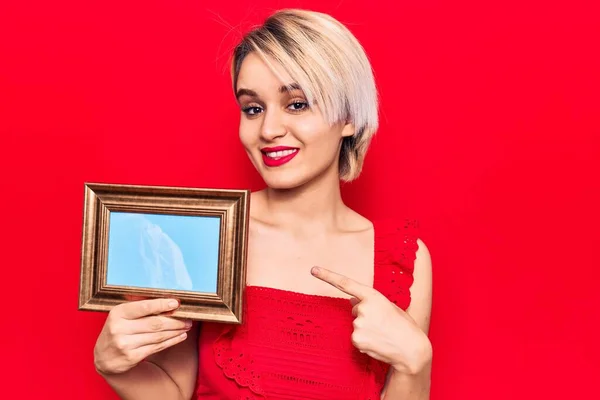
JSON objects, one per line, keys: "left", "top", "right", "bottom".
{"left": 260, "top": 108, "right": 287, "bottom": 141}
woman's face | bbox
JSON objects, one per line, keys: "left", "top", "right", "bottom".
{"left": 235, "top": 52, "right": 353, "bottom": 190}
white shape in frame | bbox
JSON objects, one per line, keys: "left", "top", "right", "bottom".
{"left": 134, "top": 215, "right": 193, "bottom": 291}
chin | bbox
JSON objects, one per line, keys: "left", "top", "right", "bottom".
{"left": 259, "top": 169, "right": 313, "bottom": 191}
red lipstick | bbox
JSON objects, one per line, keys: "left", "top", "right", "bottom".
{"left": 260, "top": 146, "right": 299, "bottom": 167}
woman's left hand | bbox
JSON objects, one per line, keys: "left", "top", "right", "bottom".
{"left": 311, "top": 266, "right": 432, "bottom": 375}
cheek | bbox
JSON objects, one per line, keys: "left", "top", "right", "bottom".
{"left": 238, "top": 125, "right": 255, "bottom": 150}
{"left": 296, "top": 124, "right": 342, "bottom": 155}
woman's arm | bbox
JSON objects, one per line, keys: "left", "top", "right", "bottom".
{"left": 93, "top": 298, "right": 201, "bottom": 400}
{"left": 99, "top": 323, "right": 199, "bottom": 400}
{"left": 381, "top": 239, "right": 433, "bottom": 399}
{"left": 311, "top": 238, "right": 434, "bottom": 399}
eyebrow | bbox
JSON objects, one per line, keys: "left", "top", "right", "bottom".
{"left": 235, "top": 83, "right": 303, "bottom": 100}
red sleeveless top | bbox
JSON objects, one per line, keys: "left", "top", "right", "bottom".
{"left": 193, "top": 218, "right": 420, "bottom": 400}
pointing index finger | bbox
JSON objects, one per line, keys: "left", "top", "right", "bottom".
{"left": 311, "top": 266, "right": 371, "bottom": 300}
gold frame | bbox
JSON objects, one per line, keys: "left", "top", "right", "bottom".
{"left": 78, "top": 182, "right": 250, "bottom": 324}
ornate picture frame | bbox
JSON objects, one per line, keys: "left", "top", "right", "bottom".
{"left": 78, "top": 182, "right": 250, "bottom": 324}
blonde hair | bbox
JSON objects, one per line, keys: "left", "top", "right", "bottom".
{"left": 231, "top": 9, "right": 379, "bottom": 181}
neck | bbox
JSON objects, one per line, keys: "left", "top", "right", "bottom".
{"left": 260, "top": 167, "right": 347, "bottom": 233}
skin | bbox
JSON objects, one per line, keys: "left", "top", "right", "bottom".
{"left": 93, "top": 52, "right": 433, "bottom": 400}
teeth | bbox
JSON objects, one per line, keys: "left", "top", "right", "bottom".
{"left": 265, "top": 149, "right": 297, "bottom": 158}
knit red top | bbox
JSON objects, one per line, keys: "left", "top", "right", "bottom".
{"left": 194, "top": 218, "right": 420, "bottom": 400}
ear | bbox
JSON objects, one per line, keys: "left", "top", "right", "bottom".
{"left": 341, "top": 122, "right": 355, "bottom": 138}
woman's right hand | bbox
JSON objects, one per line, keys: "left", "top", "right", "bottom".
{"left": 93, "top": 298, "right": 192, "bottom": 375}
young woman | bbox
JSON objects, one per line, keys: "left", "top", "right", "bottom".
{"left": 93, "top": 8, "right": 433, "bottom": 400}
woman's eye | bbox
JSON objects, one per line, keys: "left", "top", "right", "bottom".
{"left": 288, "top": 101, "right": 308, "bottom": 112}
{"left": 242, "top": 106, "right": 262, "bottom": 116}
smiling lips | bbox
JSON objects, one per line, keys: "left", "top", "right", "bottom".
{"left": 261, "top": 146, "right": 299, "bottom": 167}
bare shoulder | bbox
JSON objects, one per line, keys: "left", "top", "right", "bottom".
{"left": 338, "top": 208, "right": 374, "bottom": 255}
{"left": 342, "top": 207, "right": 374, "bottom": 232}
{"left": 407, "top": 238, "right": 433, "bottom": 334}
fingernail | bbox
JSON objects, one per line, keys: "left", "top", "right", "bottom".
{"left": 185, "top": 320, "right": 193, "bottom": 328}
{"left": 168, "top": 300, "right": 179, "bottom": 308}
{"left": 311, "top": 266, "right": 320, "bottom": 276}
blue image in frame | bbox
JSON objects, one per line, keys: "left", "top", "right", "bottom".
{"left": 106, "top": 211, "right": 221, "bottom": 293}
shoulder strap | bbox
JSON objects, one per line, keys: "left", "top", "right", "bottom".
{"left": 372, "top": 218, "right": 420, "bottom": 310}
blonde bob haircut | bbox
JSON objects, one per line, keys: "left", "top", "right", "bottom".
{"left": 231, "top": 9, "right": 379, "bottom": 182}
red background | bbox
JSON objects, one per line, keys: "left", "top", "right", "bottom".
{"left": 1, "top": 1, "right": 599, "bottom": 399}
